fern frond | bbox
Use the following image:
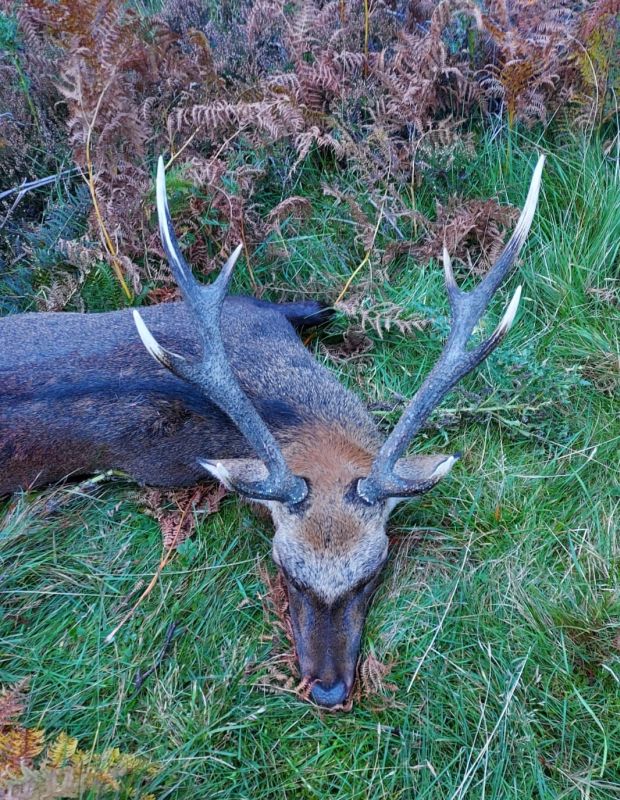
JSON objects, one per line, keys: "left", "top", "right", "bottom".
{"left": 46, "top": 732, "right": 78, "bottom": 768}
{"left": 417, "top": 195, "right": 519, "bottom": 273}
{"left": 266, "top": 196, "right": 312, "bottom": 227}
{"left": 0, "top": 727, "right": 45, "bottom": 771}
{"left": 0, "top": 680, "right": 29, "bottom": 730}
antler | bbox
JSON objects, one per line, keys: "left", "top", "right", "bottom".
{"left": 133, "top": 156, "right": 308, "bottom": 504}
{"left": 358, "top": 155, "right": 545, "bottom": 505}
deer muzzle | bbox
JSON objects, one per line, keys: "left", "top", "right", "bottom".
{"left": 285, "top": 574, "right": 381, "bottom": 709}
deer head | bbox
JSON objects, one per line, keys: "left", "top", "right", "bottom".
{"left": 134, "top": 156, "right": 544, "bottom": 708}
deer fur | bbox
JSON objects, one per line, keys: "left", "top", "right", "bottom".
{"left": 0, "top": 297, "right": 369, "bottom": 493}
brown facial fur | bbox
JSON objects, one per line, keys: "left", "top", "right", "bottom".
{"left": 285, "top": 423, "right": 376, "bottom": 480}
{"left": 261, "top": 424, "right": 390, "bottom": 705}
{"left": 282, "top": 424, "right": 377, "bottom": 551}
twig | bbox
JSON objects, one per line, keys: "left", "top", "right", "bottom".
{"left": 334, "top": 200, "right": 385, "bottom": 304}
{"left": 104, "top": 493, "right": 195, "bottom": 643}
{"left": 83, "top": 78, "right": 133, "bottom": 301}
{"left": 166, "top": 129, "right": 200, "bottom": 169}
{"left": 0, "top": 169, "right": 81, "bottom": 233}
{"left": 0, "top": 169, "right": 79, "bottom": 202}
{"left": 132, "top": 622, "right": 181, "bottom": 693}
{"left": 407, "top": 530, "right": 473, "bottom": 691}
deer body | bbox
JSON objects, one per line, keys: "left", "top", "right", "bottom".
{"left": 0, "top": 298, "right": 375, "bottom": 493}
{"left": 0, "top": 155, "right": 544, "bottom": 708}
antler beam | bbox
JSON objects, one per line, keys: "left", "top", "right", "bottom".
{"left": 358, "top": 155, "right": 545, "bottom": 504}
{"left": 133, "top": 157, "right": 308, "bottom": 504}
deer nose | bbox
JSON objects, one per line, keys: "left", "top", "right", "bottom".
{"left": 310, "top": 679, "right": 348, "bottom": 708}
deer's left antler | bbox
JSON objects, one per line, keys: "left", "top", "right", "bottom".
{"left": 358, "top": 155, "right": 545, "bottom": 504}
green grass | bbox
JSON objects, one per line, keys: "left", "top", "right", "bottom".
{"left": 1, "top": 132, "right": 619, "bottom": 799}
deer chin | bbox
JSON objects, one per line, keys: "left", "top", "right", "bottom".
{"left": 283, "top": 572, "right": 383, "bottom": 710}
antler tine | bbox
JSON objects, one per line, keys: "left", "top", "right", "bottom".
{"left": 358, "top": 155, "right": 545, "bottom": 505}
{"left": 133, "top": 157, "right": 307, "bottom": 505}
{"left": 156, "top": 155, "right": 202, "bottom": 308}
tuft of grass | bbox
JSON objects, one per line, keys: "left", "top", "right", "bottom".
{"left": 1, "top": 132, "right": 619, "bottom": 799}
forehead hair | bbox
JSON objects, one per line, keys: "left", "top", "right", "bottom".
{"left": 270, "top": 423, "right": 388, "bottom": 602}
{"left": 272, "top": 509, "right": 388, "bottom": 604}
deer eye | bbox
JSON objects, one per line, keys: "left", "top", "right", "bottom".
{"left": 352, "top": 568, "right": 384, "bottom": 596}
{"left": 289, "top": 577, "right": 307, "bottom": 593}
{"left": 279, "top": 568, "right": 305, "bottom": 594}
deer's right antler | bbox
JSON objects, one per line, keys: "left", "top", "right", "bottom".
{"left": 357, "top": 156, "right": 545, "bottom": 505}
{"left": 133, "top": 157, "right": 307, "bottom": 505}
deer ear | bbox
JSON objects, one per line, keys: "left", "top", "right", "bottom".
{"left": 198, "top": 457, "right": 269, "bottom": 497}
{"left": 395, "top": 453, "right": 460, "bottom": 482}
{"left": 385, "top": 453, "right": 460, "bottom": 511}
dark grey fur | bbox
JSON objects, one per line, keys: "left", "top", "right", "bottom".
{"left": 0, "top": 297, "right": 375, "bottom": 495}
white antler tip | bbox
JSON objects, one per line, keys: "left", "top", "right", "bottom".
{"left": 224, "top": 242, "right": 243, "bottom": 274}
{"left": 215, "top": 243, "right": 244, "bottom": 290}
{"left": 498, "top": 284, "right": 522, "bottom": 335}
{"left": 156, "top": 156, "right": 167, "bottom": 210}
{"left": 514, "top": 156, "right": 545, "bottom": 243}
{"left": 198, "top": 459, "right": 232, "bottom": 487}
{"left": 530, "top": 154, "right": 545, "bottom": 195}
{"left": 443, "top": 246, "right": 456, "bottom": 288}
{"left": 133, "top": 309, "right": 166, "bottom": 362}
{"left": 155, "top": 152, "right": 190, "bottom": 282}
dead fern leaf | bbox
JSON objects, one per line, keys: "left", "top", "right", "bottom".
{"left": 258, "top": 566, "right": 296, "bottom": 653}
{"left": 0, "top": 680, "right": 29, "bottom": 730}
{"left": 0, "top": 727, "right": 46, "bottom": 772}
{"left": 0, "top": 680, "right": 158, "bottom": 798}
{"left": 347, "top": 652, "right": 400, "bottom": 712}
{"left": 336, "top": 296, "right": 429, "bottom": 340}
{"left": 143, "top": 483, "right": 227, "bottom": 550}
{"left": 359, "top": 652, "right": 397, "bottom": 696}
{"left": 266, "top": 196, "right": 312, "bottom": 228}
{"left": 416, "top": 196, "right": 519, "bottom": 273}
{"left": 253, "top": 565, "right": 302, "bottom": 696}
{"left": 2, "top": 751, "right": 157, "bottom": 799}
{"left": 1, "top": 764, "right": 86, "bottom": 799}
{"left": 17, "top": 0, "right": 221, "bottom": 270}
